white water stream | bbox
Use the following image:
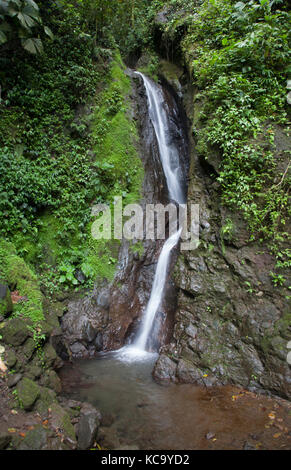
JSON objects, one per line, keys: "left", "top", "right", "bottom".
{"left": 117, "top": 73, "right": 185, "bottom": 360}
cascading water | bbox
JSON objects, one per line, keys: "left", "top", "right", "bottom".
{"left": 135, "top": 73, "right": 186, "bottom": 206}
{"left": 117, "top": 73, "right": 186, "bottom": 360}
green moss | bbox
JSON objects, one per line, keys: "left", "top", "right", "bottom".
{"left": 93, "top": 52, "right": 144, "bottom": 206}
{"left": 0, "top": 50, "right": 144, "bottom": 290}
{"left": 84, "top": 51, "right": 144, "bottom": 281}
{"left": 85, "top": 238, "right": 120, "bottom": 282}
{"left": 17, "top": 377, "right": 40, "bottom": 411}
{"left": 129, "top": 241, "right": 144, "bottom": 257}
{"left": 0, "top": 240, "right": 44, "bottom": 324}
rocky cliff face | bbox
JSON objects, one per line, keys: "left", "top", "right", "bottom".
{"left": 152, "top": 64, "right": 291, "bottom": 400}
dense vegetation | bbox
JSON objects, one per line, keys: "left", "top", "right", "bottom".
{"left": 0, "top": 0, "right": 290, "bottom": 327}
{"left": 0, "top": 0, "right": 146, "bottom": 306}
{"left": 152, "top": 0, "right": 290, "bottom": 267}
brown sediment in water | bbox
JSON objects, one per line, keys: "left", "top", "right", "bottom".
{"left": 59, "top": 357, "right": 291, "bottom": 450}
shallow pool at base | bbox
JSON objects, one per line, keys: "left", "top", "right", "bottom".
{"left": 59, "top": 354, "right": 291, "bottom": 450}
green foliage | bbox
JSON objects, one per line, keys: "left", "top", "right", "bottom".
{"left": 0, "top": 3, "right": 143, "bottom": 290}
{"left": 157, "top": 0, "right": 290, "bottom": 260}
{"left": 0, "top": 240, "right": 44, "bottom": 324}
{"left": 0, "top": 0, "right": 53, "bottom": 53}
{"left": 270, "top": 271, "right": 286, "bottom": 287}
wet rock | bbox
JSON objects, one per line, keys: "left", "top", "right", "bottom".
{"left": 17, "top": 377, "right": 40, "bottom": 410}
{"left": 74, "top": 269, "right": 87, "bottom": 284}
{"left": 101, "top": 413, "right": 115, "bottom": 427}
{"left": 98, "top": 426, "right": 121, "bottom": 450}
{"left": 94, "top": 332, "right": 103, "bottom": 351}
{"left": 153, "top": 354, "right": 177, "bottom": 383}
{"left": 97, "top": 288, "right": 110, "bottom": 309}
{"left": 70, "top": 341, "right": 88, "bottom": 357}
{"left": 176, "top": 358, "right": 204, "bottom": 384}
{"left": 77, "top": 403, "right": 101, "bottom": 450}
{"left": 61, "top": 296, "right": 107, "bottom": 356}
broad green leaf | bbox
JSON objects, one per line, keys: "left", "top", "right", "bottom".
{"left": 21, "top": 37, "right": 43, "bottom": 54}
{"left": 44, "top": 25, "right": 54, "bottom": 39}
{"left": 23, "top": 4, "right": 41, "bottom": 20}
{"left": 17, "top": 12, "right": 36, "bottom": 29}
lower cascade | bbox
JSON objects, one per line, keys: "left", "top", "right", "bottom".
{"left": 117, "top": 72, "right": 186, "bottom": 361}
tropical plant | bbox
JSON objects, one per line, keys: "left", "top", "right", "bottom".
{"left": 0, "top": 0, "right": 53, "bottom": 53}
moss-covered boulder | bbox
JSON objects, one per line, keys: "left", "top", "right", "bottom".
{"left": 17, "top": 377, "right": 40, "bottom": 410}
{"left": 43, "top": 343, "right": 57, "bottom": 368}
{"left": 40, "top": 369, "right": 62, "bottom": 394}
{"left": 22, "top": 337, "right": 36, "bottom": 361}
{"left": 5, "top": 348, "right": 17, "bottom": 368}
{"left": 35, "top": 387, "right": 57, "bottom": 416}
{"left": 1, "top": 318, "right": 30, "bottom": 346}
{"left": 50, "top": 403, "right": 76, "bottom": 443}
{"left": 17, "top": 425, "right": 49, "bottom": 450}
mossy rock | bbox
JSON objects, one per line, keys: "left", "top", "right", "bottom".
{"left": 22, "top": 337, "right": 36, "bottom": 361}
{"left": 1, "top": 318, "right": 30, "bottom": 346}
{"left": 38, "top": 319, "right": 54, "bottom": 338}
{"left": 41, "top": 369, "right": 62, "bottom": 394}
{"left": 25, "top": 364, "right": 42, "bottom": 380}
{"left": 5, "top": 349, "right": 17, "bottom": 368}
{"left": 49, "top": 301, "right": 66, "bottom": 318}
{"left": 17, "top": 377, "right": 40, "bottom": 410}
{"left": 50, "top": 403, "right": 76, "bottom": 442}
{"left": 35, "top": 387, "right": 57, "bottom": 416}
{"left": 17, "top": 425, "right": 49, "bottom": 450}
{"left": 43, "top": 343, "right": 57, "bottom": 368}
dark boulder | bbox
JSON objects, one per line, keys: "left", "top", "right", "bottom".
{"left": 0, "top": 283, "right": 13, "bottom": 318}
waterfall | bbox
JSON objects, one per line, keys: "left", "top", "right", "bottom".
{"left": 118, "top": 73, "right": 186, "bottom": 360}
{"left": 133, "top": 227, "right": 182, "bottom": 351}
{"left": 136, "top": 73, "right": 186, "bottom": 206}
